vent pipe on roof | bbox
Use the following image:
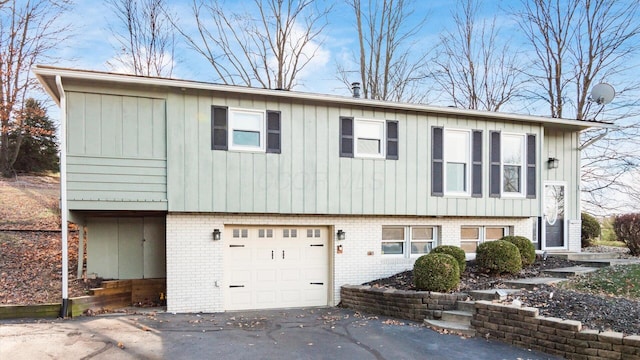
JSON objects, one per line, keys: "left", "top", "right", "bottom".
{"left": 351, "top": 82, "right": 361, "bottom": 98}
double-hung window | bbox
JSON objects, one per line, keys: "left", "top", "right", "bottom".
{"left": 489, "top": 131, "right": 536, "bottom": 198}
{"left": 340, "top": 117, "right": 399, "bottom": 159}
{"left": 432, "top": 127, "right": 482, "bottom": 197}
{"left": 229, "top": 109, "right": 265, "bottom": 151}
{"left": 502, "top": 133, "right": 525, "bottom": 195}
{"left": 355, "top": 119, "right": 385, "bottom": 158}
{"left": 381, "top": 226, "right": 438, "bottom": 257}
{"left": 211, "top": 106, "right": 281, "bottom": 153}
{"left": 444, "top": 129, "right": 471, "bottom": 195}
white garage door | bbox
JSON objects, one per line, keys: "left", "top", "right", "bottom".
{"left": 224, "top": 226, "right": 329, "bottom": 311}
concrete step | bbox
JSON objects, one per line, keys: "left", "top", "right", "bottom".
{"left": 503, "top": 277, "right": 567, "bottom": 290}
{"left": 456, "top": 300, "right": 476, "bottom": 313}
{"left": 547, "top": 252, "right": 621, "bottom": 261}
{"left": 424, "top": 318, "right": 476, "bottom": 337}
{"left": 468, "top": 288, "right": 522, "bottom": 301}
{"left": 542, "top": 266, "right": 600, "bottom": 278}
{"left": 576, "top": 258, "right": 640, "bottom": 267}
{"left": 441, "top": 310, "right": 473, "bottom": 324}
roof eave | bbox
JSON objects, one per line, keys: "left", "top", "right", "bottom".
{"left": 32, "top": 65, "right": 611, "bottom": 130}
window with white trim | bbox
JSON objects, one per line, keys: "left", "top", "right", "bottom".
{"left": 355, "top": 119, "right": 385, "bottom": 158}
{"left": 444, "top": 129, "right": 471, "bottom": 195}
{"left": 502, "top": 133, "right": 525, "bottom": 195}
{"left": 460, "top": 226, "right": 510, "bottom": 253}
{"left": 229, "top": 108, "right": 265, "bottom": 151}
{"left": 381, "top": 226, "right": 438, "bottom": 257}
{"left": 211, "top": 106, "right": 281, "bottom": 153}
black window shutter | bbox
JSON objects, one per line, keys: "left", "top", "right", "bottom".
{"left": 211, "top": 106, "right": 228, "bottom": 150}
{"left": 386, "top": 120, "right": 399, "bottom": 160}
{"left": 340, "top": 117, "right": 354, "bottom": 158}
{"left": 472, "top": 130, "right": 483, "bottom": 198}
{"left": 526, "top": 134, "right": 536, "bottom": 198}
{"left": 266, "top": 110, "right": 281, "bottom": 154}
{"left": 432, "top": 126, "right": 444, "bottom": 197}
{"left": 489, "top": 131, "right": 501, "bottom": 197}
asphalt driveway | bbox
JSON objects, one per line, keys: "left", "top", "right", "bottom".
{"left": 1, "top": 307, "right": 560, "bottom": 359}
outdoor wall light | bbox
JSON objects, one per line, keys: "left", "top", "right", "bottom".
{"left": 213, "top": 229, "right": 221, "bottom": 241}
{"left": 337, "top": 230, "right": 346, "bottom": 241}
{"left": 547, "top": 157, "right": 559, "bottom": 169}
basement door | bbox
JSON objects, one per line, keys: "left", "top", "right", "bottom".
{"left": 223, "top": 226, "right": 329, "bottom": 311}
{"left": 543, "top": 183, "right": 567, "bottom": 249}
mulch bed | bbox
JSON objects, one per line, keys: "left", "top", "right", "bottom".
{"left": 364, "top": 253, "right": 640, "bottom": 335}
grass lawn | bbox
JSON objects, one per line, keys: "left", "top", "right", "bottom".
{"left": 566, "top": 264, "right": 640, "bottom": 299}
{"left": 590, "top": 239, "right": 627, "bottom": 247}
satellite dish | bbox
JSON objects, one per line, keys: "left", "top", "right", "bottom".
{"left": 590, "top": 83, "right": 615, "bottom": 105}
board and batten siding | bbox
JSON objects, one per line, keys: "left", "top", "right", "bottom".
{"left": 166, "top": 92, "right": 542, "bottom": 217}
{"left": 544, "top": 129, "right": 581, "bottom": 219}
{"left": 65, "top": 91, "right": 168, "bottom": 210}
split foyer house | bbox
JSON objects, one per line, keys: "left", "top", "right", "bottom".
{"left": 34, "top": 66, "right": 607, "bottom": 313}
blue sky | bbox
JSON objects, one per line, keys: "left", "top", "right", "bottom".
{"left": 53, "top": 0, "right": 509, "bottom": 97}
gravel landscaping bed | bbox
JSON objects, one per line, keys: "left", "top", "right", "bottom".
{"left": 364, "top": 247, "right": 640, "bottom": 336}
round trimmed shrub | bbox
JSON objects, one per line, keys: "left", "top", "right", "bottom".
{"left": 501, "top": 235, "right": 536, "bottom": 267}
{"left": 431, "top": 245, "right": 466, "bottom": 273}
{"left": 476, "top": 240, "right": 522, "bottom": 275}
{"left": 413, "top": 253, "right": 460, "bottom": 292}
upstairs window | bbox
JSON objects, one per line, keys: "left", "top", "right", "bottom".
{"left": 340, "top": 117, "right": 399, "bottom": 160}
{"left": 211, "top": 106, "right": 281, "bottom": 153}
{"left": 444, "top": 129, "right": 471, "bottom": 195}
{"left": 432, "top": 127, "right": 482, "bottom": 197}
{"left": 489, "top": 131, "right": 536, "bottom": 198}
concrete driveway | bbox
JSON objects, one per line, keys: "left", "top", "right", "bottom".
{"left": 1, "top": 307, "right": 560, "bottom": 359}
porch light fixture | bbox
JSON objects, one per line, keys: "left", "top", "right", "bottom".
{"left": 547, "top": 157, "right": 559, "bottom": 169}
{"left": 337, "top": 230, "right": 346, "bottom": 241}
{"left": 213, "top": 229, "right": 221, "bottom": 241}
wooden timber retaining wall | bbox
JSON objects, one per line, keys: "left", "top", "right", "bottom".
{"left": 0, "top": 278, "right": 165, "bottom": 319}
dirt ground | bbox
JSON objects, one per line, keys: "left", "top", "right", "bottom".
{"left": 0, "top": 175, "right": 100, "bottom": 304}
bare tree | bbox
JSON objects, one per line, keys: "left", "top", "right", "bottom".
{"left": 515, "top": 0, "right": 640, "bottom": 213}
{"left": 106, "top": 0, "right": 176, "bottom": 77}
{"left": 430, "top": 0, "right": 524, "bottom": 111}
{"left": 176, "top": 0, "right": 331, "bottom": 90}
{"left": 338, "top": 0, "right": 430, "bottom": 102}
{"left": 0, "top": 0, "right": 71, "bottom": 177}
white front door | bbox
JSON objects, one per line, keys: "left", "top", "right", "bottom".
{"left": 543, "top": 182, "right": 567, "bottom": 249}
{"left": 224, "top": 226, "right": 329, "bottom": 311}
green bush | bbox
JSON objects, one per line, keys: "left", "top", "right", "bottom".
{"left": 614, "top": 213, "right": 640, "bottom": 256}
{"left": 413, "top": 253, "right": 460, "bottom": 292}
{"left": 476, "top": 240, "right": 522, "bottom": 275}
{"left": 581, "top": 212, "right": 600, "bottom": 247}
{"left": 431, "top": 245, "right": 466, "bottom": 273}
{"left": 501, "top": 236, "right": 536, "bottom": 267}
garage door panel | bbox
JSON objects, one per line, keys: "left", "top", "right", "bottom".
{"left": 224, "top": 226, "right": 329, "bottom": 311}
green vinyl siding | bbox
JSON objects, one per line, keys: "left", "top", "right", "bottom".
{"left": 66, "top": 92, "right": 167, "bottom": 210}
{"left": 166, "top": 93, "right": 542, "bottom": 217}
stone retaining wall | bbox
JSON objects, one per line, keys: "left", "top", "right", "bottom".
{"left": 340, "top": 285, "right": 467, "bottom": 322}
{"left": 472, "top": 301, "right": 640, "bottom": 360}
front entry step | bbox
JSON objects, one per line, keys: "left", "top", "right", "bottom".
{"left": 542, "top": 266, "right": 600, "bottom": 278}
{"left": 503, "top": 277, "right": 567, "bottom": 290}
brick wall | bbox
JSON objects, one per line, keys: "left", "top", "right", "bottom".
{"left": 166, "top": 213, "right": 531, "bottom": 313}
{"left": 472, "top": 301, "right": 640, "bottom": 360}
{"left": 340, "top": 285, "right": 466, "bottom": 321}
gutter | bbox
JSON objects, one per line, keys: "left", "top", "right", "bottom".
{"left": 55, "top": 75, "right": 69, "bottom": 318}
{"left": 579, "top": 128, "right": 609, "bottom": 150}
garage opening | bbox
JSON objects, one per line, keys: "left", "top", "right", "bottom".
{"left": 223, "top": 226, "right": 330, "bottom": 311}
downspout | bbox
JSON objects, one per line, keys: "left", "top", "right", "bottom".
{"left": 55, "top": 75, "right": 69, "bottom": 318}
